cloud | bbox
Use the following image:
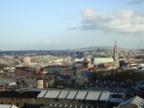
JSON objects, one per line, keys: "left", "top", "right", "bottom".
{"left": 67, "top": 27, "right": 80, "bottom": 30}
{"left": 40, "top": 39, "right": 61, "bottom": 45}
{"left": 74, "top": 9, "right": 144, "bottom": 33}
{"left": 122, "top": 0, "right": 144, "bottom": 4}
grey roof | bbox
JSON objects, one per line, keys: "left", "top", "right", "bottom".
{"left": 75, "top": 91, "right": 88, "bottom": 100}
{"left": 37, "top": 90, "right": 47, "bottom": 98}
{"left": 37, "top": 90, "right": 110, "bottom": 101}
{"left": 119, "top": 96, "right": 144, "bottom": 108}
{"left": 110, "top": 98, "right": 123, "bottom": 103}
{"left": 66, "top": 91, "right": 78, "bottom": 99}
{"left": 99, "top": 91, "right": 109, "bottom": 101}
{"left": 85, "top": 91, "right": 101, "bottom": 101}
{"left": 44, "top": 90, "right": 60, "bottom": 98}
{"left": 58, "top": 90, "right": 69, "bottom": 99}
{"left": 109, "top": 93, "right": 124, "bottom": 103}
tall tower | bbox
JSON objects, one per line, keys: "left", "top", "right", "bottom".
{"left": 113, "top": 41, "right": 119, "bottom": 67}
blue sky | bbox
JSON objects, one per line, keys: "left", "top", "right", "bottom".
{"left": 0, "top": 0, "right": 144, "bottom": 50}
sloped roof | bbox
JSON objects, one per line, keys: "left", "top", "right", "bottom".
{"left": 119, "top": 96, "right": 144, "bottom": 108}
{"left": 75, "top": 91, "right": 88, "bottom": 100}
{"left": 58, "top": 90, "right": 69, "bottom": 99}
{"left": 37, "top": 90, "right": 47, "bottom": 98}
{"left": 44, "top": 90, "right": 60, "bottom": 98}
{"left": 85, "top": 91, "right": 101, "bottom": 101}
{"left": 100, "top": 91, "right": 109, "bottom": 101}
{"left": 93, "top": 58, "right": 114, "bottom": 64}
{"left": 37, "top": 90, "right": 110, "bottom": 101}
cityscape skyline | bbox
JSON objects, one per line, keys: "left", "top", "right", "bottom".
{"left": 0, "top": 0, "right": 144, "bottom": 50}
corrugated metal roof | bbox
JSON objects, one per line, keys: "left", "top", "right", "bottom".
{"left": 85, "top": 91, "right": 101, "bottom": 101}
{"left": 99, "top": 91, "right": 109, "bottom": 101}
{"left": 44, "top": 90, "right": 60, "bottom": 98}
{"left": 37, "top": 90, "right": 47, "bottom": 98}
{"left": 66, "top": 91, "right": 77, "bottom": 99}
{"left": 75, "top": 91, "right": 87, "bottom": 100}
{"left": 58, "top": 90, "right": 69, "bottom": 99}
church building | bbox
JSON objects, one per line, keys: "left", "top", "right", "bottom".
{"left": 93, "top": 41, "right": 119, "bottom": 69}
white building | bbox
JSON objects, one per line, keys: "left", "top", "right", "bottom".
{"left": 23, "top": 56, "right": 31, "bottom": 66}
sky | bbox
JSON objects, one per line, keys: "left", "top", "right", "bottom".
{"left": 0, "top": 0, "right": 144, "bottom": 50}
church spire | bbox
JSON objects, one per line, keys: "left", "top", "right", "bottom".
{"left": 113, "top": 41, "right": 119, "bottom": 64}
{"left": 113, "top": 41, "right": 119, "bottom": 68}
{"left": 114, "top": 41, "right": 117, "bottom": 48}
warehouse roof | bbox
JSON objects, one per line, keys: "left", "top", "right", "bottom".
{"left": 37, "top": 90, "right": 109, "bottom": 101}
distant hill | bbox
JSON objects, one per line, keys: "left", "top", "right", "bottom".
{"left": 74, "top": 46, "right": 130, "bottom": 51}
{"left": 75, "top": 46, "right": 113, "bottom": 51}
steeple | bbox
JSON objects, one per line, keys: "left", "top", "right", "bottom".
{"left": 115, "top": 41, "right": 117, "bottom": 47}
{"left": 113, "top": 41, "right": 119, "bottom": 68}
{"left": 113, "top": 41, "right": 119, "bottom": 63}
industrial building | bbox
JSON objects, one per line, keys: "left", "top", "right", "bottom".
{"left": 0, "top": 89, "right": 123, "bottom": 108}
